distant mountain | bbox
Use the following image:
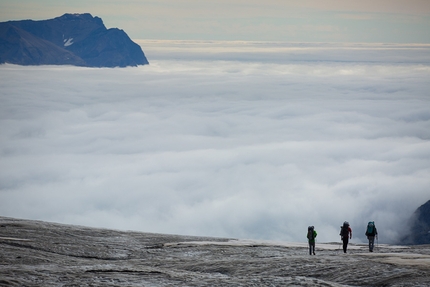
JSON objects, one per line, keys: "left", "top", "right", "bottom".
{"left": 0, "top": 13, "right": 149, "bottom": 67}
{"left": 400, "top": 200, "right": 430, "bottom": 245}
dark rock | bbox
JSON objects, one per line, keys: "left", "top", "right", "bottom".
{"left": 66, "top": 27, "right": 148, "bottom": 67}
{"left": 0, "top": 23, "right": 86, "bottom": 66}
{"left": 0, "top": 13, "right": 148, "bottom": 67}
{"left": 400, "top": 200, "right": 430, "bottom": 245}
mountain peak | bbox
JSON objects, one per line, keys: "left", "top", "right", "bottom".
{"left": 0, "top": 14, "right": 148, "bottom": 67}
{"left": 55, "top": 13, "right": 104, "bottom": 27}
{"left": 58, "top": 13, "right": 95, "bottom": 19}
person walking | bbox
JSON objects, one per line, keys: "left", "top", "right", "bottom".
{"left": 340, "top": 221, "right": 352, "bottom": 253}
{"left": 307, "top": 226, "right": 317, "bottom": 255}
{"left": 365, "top": 221, "right": 378, "bottom": 252}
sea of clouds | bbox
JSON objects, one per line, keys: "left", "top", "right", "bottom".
{"left": 1, "top": 41, "right": 429, "bottom": 244}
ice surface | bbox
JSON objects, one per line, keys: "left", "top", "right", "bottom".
{"left": 166, "top": 239, "right": 366, "bottom": 250}
{"left": 1, "top": 217, "right": 429, "bottom": 286}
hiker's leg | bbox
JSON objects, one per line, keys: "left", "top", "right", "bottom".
{"left": 369, "top": 236, "right": 374, "bottom": 252}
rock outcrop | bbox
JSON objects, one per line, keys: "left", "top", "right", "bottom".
{"left": 400, "top": 199, "right": 430, "bottom": 245}
{"left": 0, "top": 13, "right": 149, "bottom": 67}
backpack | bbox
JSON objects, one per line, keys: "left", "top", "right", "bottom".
{"left": 366, "top": 221, "right": 375, "bottom": 236}
{"left": 340, "top": 222, "right": 349, "bottom": 237}
{"left": 307, "top": 226, "right": 314, "bottom": 240}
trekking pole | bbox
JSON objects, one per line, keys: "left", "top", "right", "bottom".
{"left": 376, "top": 235, "right": 379, "bottom": 251}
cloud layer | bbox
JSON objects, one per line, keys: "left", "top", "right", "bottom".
{"left": 1, "top": 42, "right": 430, "bottom": 244}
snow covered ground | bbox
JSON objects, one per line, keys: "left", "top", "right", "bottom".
{"left": 1, "top": 217, "right": 429, "bottom": 286}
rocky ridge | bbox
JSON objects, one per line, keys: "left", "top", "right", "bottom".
{"left": 1, "top": 216, "right": 429, "bottom": 286}
{"left": 401, "top": 200, "right": 430, "bottom": 245}
{"left": 0, "top": 13, "right": 148, "bottom": 67}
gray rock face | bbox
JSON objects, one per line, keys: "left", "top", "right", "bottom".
{"left": 401, "top": 200, "right": 430, "bottom": 245}
{"left": 0, "top": 13, "right": 149, "bottom": 67}
{"left": 1, "top": 216, "right": 430, "bottom": 286}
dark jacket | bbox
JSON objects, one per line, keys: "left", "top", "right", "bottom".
{"left": 365, "top": 226, "right": 378, "bottom": 237}
{"left": 307, "top": 230, "right": 317, "bottom": 243}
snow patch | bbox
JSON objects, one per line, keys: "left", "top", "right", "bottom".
{"left": 359, "top": 252, "right": 430, "bottom": 268}
{"left": 0, "top": 237, "right": 31, "bottom": 241}
{"left": 63, "top": 38, "right": 74, "bottom": 47}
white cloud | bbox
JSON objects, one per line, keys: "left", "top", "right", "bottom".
{"left": 1, "top": 42, "right": 430, "bottom": 244}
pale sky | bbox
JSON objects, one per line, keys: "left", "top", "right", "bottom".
{"left": 1, "top": 0, "right": 430, "bottom": 42}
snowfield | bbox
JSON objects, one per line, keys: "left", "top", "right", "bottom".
{"left": 1, "top": 217, "right": 429, "bottom": 286}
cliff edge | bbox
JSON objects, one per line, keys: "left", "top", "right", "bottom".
{"left": 0, "top": 13, "right": 149, "bottom": 67}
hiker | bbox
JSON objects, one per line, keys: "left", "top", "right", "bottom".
{"left": 307, "top": 226, "right": 317, "bottom": 255}
{"left": 340, "top": 221, "right": 352, "bottom": 253}
{"left": 365, "top": 221, "right": 378, "bottom": 252}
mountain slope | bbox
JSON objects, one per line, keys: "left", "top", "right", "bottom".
{"left": 401, "top": 200, "right": 430, "bottom": 245}
{"left": 0, "top": 23, "right": 86, "bottom": 66}
{"left": 65, "top": 26, "right": 148, "bottom": 67}
{"left": 0, "top": 13, "right": 148, "bottom": 67}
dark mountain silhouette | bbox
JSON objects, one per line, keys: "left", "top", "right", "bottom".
{"left": 0, "top": 13, "right": 149, "bottom": 67}
{"left": 400, "top": 199, "right": 430, "bottom": 245}
{"left": 0, "top": 23, "right": 86, "bottom": 66}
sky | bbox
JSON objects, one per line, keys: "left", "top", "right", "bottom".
{"left": 1, "top": 41, "right": 430, "bottom": 244}
{"left": 1, "top": 0, "right": 430, "bottom": 42}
